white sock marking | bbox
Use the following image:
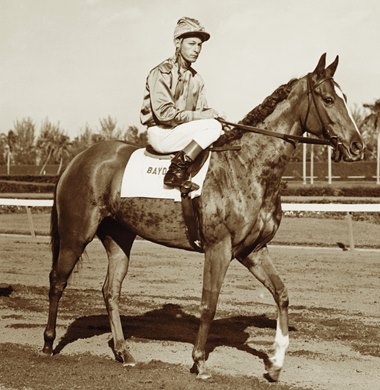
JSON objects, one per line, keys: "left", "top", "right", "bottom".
{"left": 271, "top": 319, "right": 289, "bottom": 368}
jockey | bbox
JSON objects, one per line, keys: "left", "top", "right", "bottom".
{"left": 140, "top": 17, "right": 223, "bottom": 190}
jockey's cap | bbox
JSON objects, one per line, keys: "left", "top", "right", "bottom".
{"left": 174, "top": 17, "right": 210, "bottom": 42}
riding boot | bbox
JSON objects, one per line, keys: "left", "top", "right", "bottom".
{"left": 164, "top": 140, "right": 203, "bottom": 190}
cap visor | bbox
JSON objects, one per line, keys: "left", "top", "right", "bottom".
{"left": 179, "top": 31, "right": 210, "bottom": 42}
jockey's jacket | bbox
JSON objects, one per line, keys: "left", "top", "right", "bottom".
{"left": 140, "top": 56, "right": 209, "bottom": 128}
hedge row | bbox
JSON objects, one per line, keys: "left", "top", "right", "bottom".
{"left": 282, "top": 184, "right": 380, "bottom": 197}
{"left": 1, "top": 176, "right": 380, "bottom": 197}
{"left": 0, "top": 175, "right": 58, "bottom": 183}
{"left": 0, "top": 181, "right": 55, "bottom": 193}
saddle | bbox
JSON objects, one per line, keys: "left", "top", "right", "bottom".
{"left": 144, "top": 145, "right": 210, "bottom": 252}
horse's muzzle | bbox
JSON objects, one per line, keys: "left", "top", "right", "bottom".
{"left": 336, "top": 140, "right": 365, "bottom": 162}
{"left": 329, "top": 136, "right": 364, "bottom": 162}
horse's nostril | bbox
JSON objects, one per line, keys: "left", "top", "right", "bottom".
{"left": 350, "top": 141, "right": 364, "bottom": 155}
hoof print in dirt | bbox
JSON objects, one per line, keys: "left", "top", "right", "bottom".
{"left": 0, "top": 284, "right": 14, "bottom": 297}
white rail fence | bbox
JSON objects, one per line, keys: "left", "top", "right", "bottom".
{"left": 1, "top": 198, "right": 379, "bottom": 250}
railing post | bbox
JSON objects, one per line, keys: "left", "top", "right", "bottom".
{"left": 25, "top": 206, "right": 36, "bottom": 238}
{"left": 310, "top": 144, "right": 314, "bottom": 185}
{"left": 346, "top": 212, "right": 355, "bottom": 250}
{"left": 377, "top": 133, "right": 379, "bottom": 185}
{"left": 327, "top": 146, "right": 332, "bottom": 184}
{"left": 303, "top": 142, "right": 307, "bottom": 185}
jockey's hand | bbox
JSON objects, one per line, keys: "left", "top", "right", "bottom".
{"left": 216, "top": 111, "right": 227, "bottom": 120}
{"left": 200, "top": 108, "right": 220, "bottom": 119}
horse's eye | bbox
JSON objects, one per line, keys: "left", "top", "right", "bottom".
{"left": 323, "top": 96, "right": 334, "bottom": 105}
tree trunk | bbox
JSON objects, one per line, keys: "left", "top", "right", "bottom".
{"left": 39, "top": 149, "right": 52, "bottom": 175}
{"left": 57, "top": 157, "right": 63, "bottom": 175}
{"left": 6, "top": 152, "right": 11, "bottom": 175}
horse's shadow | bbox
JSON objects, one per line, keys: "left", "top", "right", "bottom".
{"left": 54, "top": 304, "right": 296, "bottom": 366}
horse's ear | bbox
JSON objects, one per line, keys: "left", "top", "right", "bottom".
{"left": 312, "top": 53, "right": 326, "bottom": 77}
{"left": 325, "top": 55, "right": 339, "bottom": 78}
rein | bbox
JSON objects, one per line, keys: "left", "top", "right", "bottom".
{"left": 217, "top": 118, "right": 332, "bottom": 147}
{"left": 217, "top": 74, "right": 341, "bottom": 148}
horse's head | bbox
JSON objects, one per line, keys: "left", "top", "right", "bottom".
{"left": 300, "top": 53, "right": 365, "bottom": 162}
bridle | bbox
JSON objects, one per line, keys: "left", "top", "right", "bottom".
{"left": 302, "top": 73, "right": 342, "bottom": 150}
{"left": 217, "top": 73, "right": 343, "bottom": 149}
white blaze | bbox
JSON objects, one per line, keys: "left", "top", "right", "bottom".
{"left": 334, "top": 85, "right": 361, "bottom": 136}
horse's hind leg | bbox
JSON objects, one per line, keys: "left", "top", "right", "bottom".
{"left": 237, "top": 246, "right": 289, "bottom": 382}
{"left": 43, "top": 194, "right": 100, "bottom": 355}
{"left": 43, "top": 240, "right": 87, "bottom": 355}
{"left": 97, "top": 218, "right": 136, "bottom": 365}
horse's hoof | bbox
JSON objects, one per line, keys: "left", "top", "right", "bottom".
{"left": 40, "top": 349, "right": 53, "bottom": 357}
{"left": 264, "top": 365, "right": 282, "bottom": 382}
{"left": 118, "top": 349, "right": 136, "bottom": 367}
{"left": 123, "top": 361, "right": 136, "bottom": 367}
{"left": 196, "top": 372, "right": 212, "bottom": 380}
{"left": 190, "top": 362, "right": 212, "bottom": 380}
{"left": 42, "top": 345, "right": 53, "bottom": 356}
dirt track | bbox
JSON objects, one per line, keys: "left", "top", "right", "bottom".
{"left": 0, "top": 236, "right": 379, "bottom": 389}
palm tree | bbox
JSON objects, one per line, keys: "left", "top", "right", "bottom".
{"left": 53, "top": 133, "right": 71, "bottom": 175}
{"left": 13, "top": 118, "right": 36, "bottom": 165}
{"left": 70, "top": 124, "right": 94, "bottom": 158}
{"left": 362, "top": 99, "right": 380, "bottom": 160}
{"left": 37, "top": 119, "right": 70, "bottom": 174}
{"left": 99, "top": 115, "right": 122, "bottom": 140}
{"left": 1, "top": 130, "right": 17, "bottom": 174}
{"left": 124, "top": 125, "right": 148, "bottom": 146}
{"left": 37, "top": 133, "right": 56, "bottom": 174}
{"left": 363, "top": 99, "right": 380, "bottom": 129}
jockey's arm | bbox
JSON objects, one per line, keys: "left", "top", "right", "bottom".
{"left": 149, "top": 70, "right": 217, "bottom": 126}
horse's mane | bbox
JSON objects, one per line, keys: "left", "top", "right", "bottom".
{"left": 215, "top": 78, "right": 299, "bottom": 146}
{"left": 241, "top": 78, "right": 298, "bottom": 126}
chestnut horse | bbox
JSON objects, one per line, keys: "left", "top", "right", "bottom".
{"left": 42, "top": 54, "right": 364, "bottom": 381}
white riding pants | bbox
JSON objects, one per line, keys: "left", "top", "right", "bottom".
{"left": 147, "top": 118, "right": 223, "bottom": 153}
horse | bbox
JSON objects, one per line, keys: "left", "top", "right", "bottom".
{"left": 42, "top": 54, "right": 364, "bottom": 382}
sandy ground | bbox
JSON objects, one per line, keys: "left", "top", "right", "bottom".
{"left": 0, "top": 236, "right": 379, "bottom": 389}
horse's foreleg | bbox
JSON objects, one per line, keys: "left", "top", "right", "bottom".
{"left": 192, "top": 242, "right": 231, "bottom": 379}
{"left": 238, "top": 246, "right": 289, "bottom": 382}
{"left": 99, "top": 224, "right": 136, "bottom": 365}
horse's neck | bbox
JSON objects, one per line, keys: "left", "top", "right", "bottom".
{"left": 212, "top": 84, "right": 305, "bottom": 198}
{"left": 241, "top": 97, "right": 302, "bottom": 169}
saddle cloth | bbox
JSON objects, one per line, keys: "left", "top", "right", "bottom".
{"left": 120, "top": 148, "right": 210, "bottom": 202}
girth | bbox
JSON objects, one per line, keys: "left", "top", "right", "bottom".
{"left": 144, "top": 145, "right": 207, "bottom": 252}
{"left": 181, "top": 194, "right": 204, "bottom": 252}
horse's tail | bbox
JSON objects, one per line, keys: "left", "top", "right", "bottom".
{"left": 50, "top": 185, "right": 60, "bottom": 268}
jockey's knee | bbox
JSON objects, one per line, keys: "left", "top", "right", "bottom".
{"left": 193, "top": 119, "right": 223, "bottom": 148}
{"left": 207, "top": 118, "right": 223, "bottom": 134}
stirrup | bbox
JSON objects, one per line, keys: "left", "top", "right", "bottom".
{"left": 180, "top": 180, "right": 200, "bottom": 195}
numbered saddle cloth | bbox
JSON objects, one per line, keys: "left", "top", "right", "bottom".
{"left": 120, "top": 148, "right": 210, "bottom": 201}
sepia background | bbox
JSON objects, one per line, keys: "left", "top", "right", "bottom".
{"left": 1, "top": 0, "right": 379, "bottom": 138}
